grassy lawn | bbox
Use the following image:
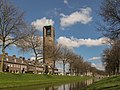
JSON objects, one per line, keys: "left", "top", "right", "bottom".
{"left": 0, "top": 72, "right": 90, "bottom": 89}
{"left": 83, "top": 75, "right": 120, "bottom": 90}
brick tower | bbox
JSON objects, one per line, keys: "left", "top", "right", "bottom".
{"left": 43, "top": 25, "right": 55, "bottom": 66}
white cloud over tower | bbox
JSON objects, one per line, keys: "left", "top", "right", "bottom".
{"left": 31, "top": 17, "right": 54, "bottom": 31}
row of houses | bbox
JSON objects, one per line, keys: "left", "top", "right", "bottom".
{"left": 0, "top": 53, "right": 58, "bottom": 74}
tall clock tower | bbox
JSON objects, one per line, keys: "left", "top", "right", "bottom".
{"left": 43, "top": 25, "right": 55, "bottom": 65}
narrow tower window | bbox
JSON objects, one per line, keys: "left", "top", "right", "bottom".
{"left": 46, "top": 29, "right": 51, "bottom": 36}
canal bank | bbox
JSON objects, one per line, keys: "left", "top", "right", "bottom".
{"left": 83, "top": 75, "right": 120, "bottom": 90}
{"left": 2, "top": 79, "right": 95, "bottom": 90}
{"left": 0, "top": 72, "right": 91, "bottom": 89}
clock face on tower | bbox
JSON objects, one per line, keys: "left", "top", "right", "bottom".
{"left": 46, "top": 29, "right": 51, "bottom": 36}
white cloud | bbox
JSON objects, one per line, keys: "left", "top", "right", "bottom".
{"left": 92, "top": 63, "right": 105, "bottom": 70}
{"left": 96, "top": 63, "right": 105, "bottom": 70}
{"left": 60, "top": 7, "right": 92, "bottom": 28}
{"left": 91, "top": 63, "right": 96, "bottom": 67}
{"left": 57, "top": 36, "right": 109, "bottom": 48}
{"left": 97, "top": 65, "right": 104, "bottom": 70}
{"left": 64, "top": 0, "right": 68, "bottom": 4}
{"left": 31, "top": 17, "right": 54, "bottom": 31}
{"left": 88, "top": 57, "right": 101, "bottom": 60}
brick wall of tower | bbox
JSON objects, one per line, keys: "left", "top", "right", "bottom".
{"left": 43, "top": 26, "right": 55, "bottom": 66}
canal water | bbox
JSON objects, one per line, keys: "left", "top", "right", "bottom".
{"left": 3, "top": 79, "right": 97, "bottom": 90}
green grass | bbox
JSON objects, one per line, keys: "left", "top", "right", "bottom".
{"left": 0, "top": 72, "right": 90, "bottom": 89}
{"left": 83, "top": 75, "right": 120, "bottom": 90}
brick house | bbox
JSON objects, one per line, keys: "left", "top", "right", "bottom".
{"left": 0, "top": 53, "right": 59, "bottom": 74}
{"left": 0, "top": 53, "right": 44, "bottom": 74}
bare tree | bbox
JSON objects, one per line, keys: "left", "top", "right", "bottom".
{"left": 45, "top": 44, "right": 62, "bottom": 74}
{"left": 102, "top": 42, "right": 120, "bottom": 75}
{"left": 71, "top": 55, "right": 95, "bottom": 76}
{"left": 17, "top": 27, "right": 43, "bottom": 73}
{"left": 83, "top": 62, "right": 91, "bottom": 75}
{"left": 0, "top": 0, "right": 28, "bottom": 72}
{"left": 72, "top": 55, "right": 85, "bottom": 76}
{"left": 60, "top": 46, "right": 73, "bottom": 75}
{"left": 99, "top": 0, "right": 120, "bottom": 39}
{"left": 102, "top": 48, "right": 114, "bottom": 75}
{"left": 67, "top": 52, "right": 77, "bottom": 75}
{"left": 99, "top": 0, "right": 120, "bottom": 76}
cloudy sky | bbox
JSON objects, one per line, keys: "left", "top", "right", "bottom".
{"left": 7, "top": 0, "right": 108, "bottom": 70}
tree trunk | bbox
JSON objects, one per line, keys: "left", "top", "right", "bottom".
{"left": 69, "top": 63, "right": 72, "bottom": 75}
{"left": 34, "top": 54, "right": 38, "bottom": 74}
{"left": 34, "top": 65, "right": 37, "bottom": 74}
{"left": 116, "top": 60, "right": 119, "bottom": 74}
{"left": 0, "top": 40, "right": 5, "bottom": 72}
{"left": 63, "top": 61, "right": 65, "bottom": 75}
{"left": 52, "top": 60, "right": 55, "bottom": 74}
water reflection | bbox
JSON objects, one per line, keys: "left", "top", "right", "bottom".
{"left": 3, "top": 79, "right": 96, "bottom": 90}
{"left": 56, "top": 79, "right": 94, "bottom": 90}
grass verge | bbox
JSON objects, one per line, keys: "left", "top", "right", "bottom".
{"left": 0, "top": 72, "right": 90, "bottom": 89}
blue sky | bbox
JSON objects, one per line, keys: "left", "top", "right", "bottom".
{"left": 5, "top": 0, "right": 108, "bottom": 70}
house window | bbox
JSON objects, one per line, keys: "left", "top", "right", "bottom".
{"left": 14, "top": 59, "right": 16, "bottom": 62}
{"left": 8, "top": 64, "right": 10, "bottom": 67}
{"left": 6, "top": 58, "right": 8, "bottom": 61}
{"left": 22, "top": 61, "right": 23, "bottom": 63}
{"left": 11, "top": 64, "right": 13, "bottom": 67}
{"left": 18, "top": 65, "right": 20, "bottom": 68}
